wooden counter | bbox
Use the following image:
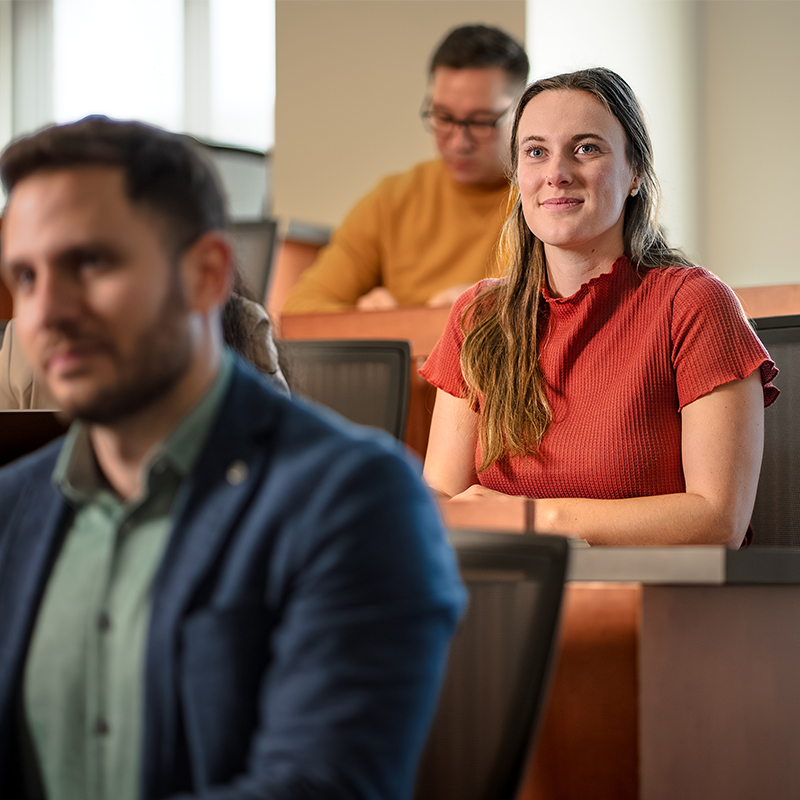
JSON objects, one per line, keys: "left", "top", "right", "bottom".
{"left": 445, "top": 499, "right": 800, "bottom": 799}
{"left": 560, "top": 546, "right": 800, "bottom": 800}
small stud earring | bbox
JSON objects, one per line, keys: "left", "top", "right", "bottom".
{"left": 630, "top": 187, "right": 639, "bottom": 197}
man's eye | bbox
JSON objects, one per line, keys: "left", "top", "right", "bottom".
{"left": 15, "top": 267, "right": 35, "bottom": 290}
{"left": 468, "top": 119, "right": 496, "bottom": 129}
{"left": 72, "top": 251, "right": 110, "bottom": 272}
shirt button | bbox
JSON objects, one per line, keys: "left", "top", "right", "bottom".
{"left": 98, "top": 612, "right": 112, "bottom": 633}
{"left": 226, "top": 460, "right": 248, "bottom": 486}
{"left": 94, "top": 718, "right": 110, "bottom": 737}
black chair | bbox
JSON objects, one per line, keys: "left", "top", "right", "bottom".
{"left": 277, "top": 339, "right": 411, "bottom": 440}
{"left": 228, "top": 219, "right": 279, "bottom": 304}
{"left": 414, "top": 530, "right": 569, "bottom": 800}
{"left": 750, "top": 315, "right": 800, "bottom": 546}
{"left": 0, "top": 411, "right": 68, "bottom": 467}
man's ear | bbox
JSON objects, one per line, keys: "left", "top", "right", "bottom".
{"left": 182, "top": 231, "right": 234, "bottom": 313}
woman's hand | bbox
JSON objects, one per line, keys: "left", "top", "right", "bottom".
{"left": 451, "top": 484, "right": 517, "bottom": 502}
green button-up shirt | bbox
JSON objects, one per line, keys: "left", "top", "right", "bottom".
{"left": 22, "top": 352, "right": 233, "bottom": 800}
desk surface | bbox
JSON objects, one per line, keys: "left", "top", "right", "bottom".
{"left": 280, "top": 306, "right": 451, "bottom": 357}
{"left": 566, "top": 543, "right": 800, "bottom": 584}
{"left": 441, "top": 495, "right": 800, "bottom": 585}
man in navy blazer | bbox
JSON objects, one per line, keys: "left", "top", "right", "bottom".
{"left": 0, "top": 118, "right": 464, "bottom": 799}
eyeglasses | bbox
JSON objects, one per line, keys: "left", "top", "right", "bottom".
{"left": 420, "top": 103, "right": 514, "bottom": 141}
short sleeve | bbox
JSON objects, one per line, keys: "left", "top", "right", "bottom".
{"left": 671, "top": 268, "right": 779, "bottom": 409}
{"left": 419, "top": 281, "right": 494, "bottom": 399}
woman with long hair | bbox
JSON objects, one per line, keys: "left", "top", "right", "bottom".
{"left": 421, "top": 67, "right": 778, "bottom": 546}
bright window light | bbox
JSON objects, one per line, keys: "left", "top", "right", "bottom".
{"left": 53, "top": 0, "right": 183, "bottom": 131}
{"left": 209, "top": 0, "right": 275, "bottom": 150}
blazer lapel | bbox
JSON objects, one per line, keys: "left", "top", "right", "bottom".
{"left": 141, "top": 364, "right": 280, "bottom": 798}
{"left": 0, "top": 478, "right": 70, "bottom": 776}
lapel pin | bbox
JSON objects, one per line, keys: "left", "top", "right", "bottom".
{"left": 226, "top": 460, "right": 248, "bottom": 486}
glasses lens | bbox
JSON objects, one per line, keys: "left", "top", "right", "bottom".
{"left": 423, "top": 112, "right": 451, "bottom": 135}
{"left": 422, "top": 110, "right": 501, "bottom": 141}
{"left": 466, "top": 122, "right": 496, "bottom": 141}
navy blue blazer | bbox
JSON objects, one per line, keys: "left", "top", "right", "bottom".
{"left": 0, "top": 360, "right": 465, "bottom": 799}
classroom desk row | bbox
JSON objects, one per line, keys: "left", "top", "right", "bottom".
{"left": 282, "top": 291, "right": 800, "bottom": 800}
{"left": 442, "top": 496, "right": 800, "bottom": 800}
{"left": 279, "top": 281, "right": 800, "bottom": 461}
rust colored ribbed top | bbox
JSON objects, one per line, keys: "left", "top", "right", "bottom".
{"left": 421, "top": 257, "right": 778, "bottom": 503}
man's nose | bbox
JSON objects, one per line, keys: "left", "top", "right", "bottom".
{"left": 448, "top": 124, "right": 476, "bottom": 152}
{"left": 30, "top": 269, "right": 83, "bottom": 331}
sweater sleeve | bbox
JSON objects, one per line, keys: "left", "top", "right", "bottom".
{"left": 670, "top": 268, "right": 779, "bottom": 410}
{"left": 282, "top": 185, "right": 386, "bottom": 313}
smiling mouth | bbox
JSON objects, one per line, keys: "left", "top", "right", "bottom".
{"left": 541, "top": 198, "right": 583, "bottom": 210}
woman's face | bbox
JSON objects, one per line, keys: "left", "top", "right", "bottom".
{"left": 516, "top": 89, "right": 637, "bottom": 261}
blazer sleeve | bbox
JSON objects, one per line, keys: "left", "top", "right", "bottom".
{"left": 165, "top": 421, "right": 466, "bottom": 800}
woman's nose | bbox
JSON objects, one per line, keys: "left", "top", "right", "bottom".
{"left": 546, "top": 154, "right": 572, "bottom": 186}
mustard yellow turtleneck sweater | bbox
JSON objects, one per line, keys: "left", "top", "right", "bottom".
{"left": 283, "top": 159, "right": 511, "bottom": 312}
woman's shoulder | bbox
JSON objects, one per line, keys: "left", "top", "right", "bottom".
{"left": 642, "top": 263, "right": 725, "bottom": 288}
{"left": 640, "top": 264, "right": 739, "bottom": 306}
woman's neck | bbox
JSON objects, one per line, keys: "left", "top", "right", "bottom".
{"left": 543, "top": 245, "right": 624, "bottom": 299}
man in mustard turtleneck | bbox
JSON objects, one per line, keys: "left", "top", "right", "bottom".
{"left": 283, "top": 24, "right": 529, "bottom": 313}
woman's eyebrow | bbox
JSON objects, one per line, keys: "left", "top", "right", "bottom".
{"left": 519, "top": 133, "right": 609, "bottom": 145}
{"left": 572, "top": 133, "right": 608, "bottom": 143}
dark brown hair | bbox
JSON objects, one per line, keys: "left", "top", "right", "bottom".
{"left": 0, "top": 115, "right": 227, "bottom": 256}
{"left": 430, "top": 24, "right": 528, "bottom": 89}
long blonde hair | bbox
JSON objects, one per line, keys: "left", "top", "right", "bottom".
{"left": 461, "top": 67, "right": 693, "bottom": 471}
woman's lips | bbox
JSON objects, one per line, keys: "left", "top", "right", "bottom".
{"left": 541, "top": 197, "right": 583, "bottom": 211}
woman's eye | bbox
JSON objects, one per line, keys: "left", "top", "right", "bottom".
{"left": 526, "top": 147, "right": 544, "bottom": 159}
{"left": 577, "top": 143, "right": 599, "bottom": 154}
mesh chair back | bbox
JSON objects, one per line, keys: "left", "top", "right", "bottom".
{"left": 414, "top": 531, "right": 569, "bottom": 800}
{"left": 750, "top": 315, "right": 800, "bottom": 546}
{"left": 229, "top": 219, "right": 278, "bottom": 303}
{"left": 278, "top": 339, "right": 410, "bottom": 440}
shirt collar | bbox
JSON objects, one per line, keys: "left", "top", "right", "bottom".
{"left": 53, "top": 349, "right": 234, "bottom": 505}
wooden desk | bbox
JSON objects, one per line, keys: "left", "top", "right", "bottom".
{"left": 564, "top": 547, "right": 800, "bottom": 800}
{"left": 734, "top": 283, "right": 800, "bottom": 318}
{"left": 445, "top": 502, "right": 800, "bottom": 799}
{"left": 281, "top": 307, "right": 450, "bottom": 457}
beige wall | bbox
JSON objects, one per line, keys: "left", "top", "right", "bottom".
{"left": 275, "top": 0, "right": 799, "bottom": 289}
{"left": 274, "top": 0, "right": 524, "bottom": 230}
{"left": 702, "top": 1, "right": 800, "bottom": 288}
